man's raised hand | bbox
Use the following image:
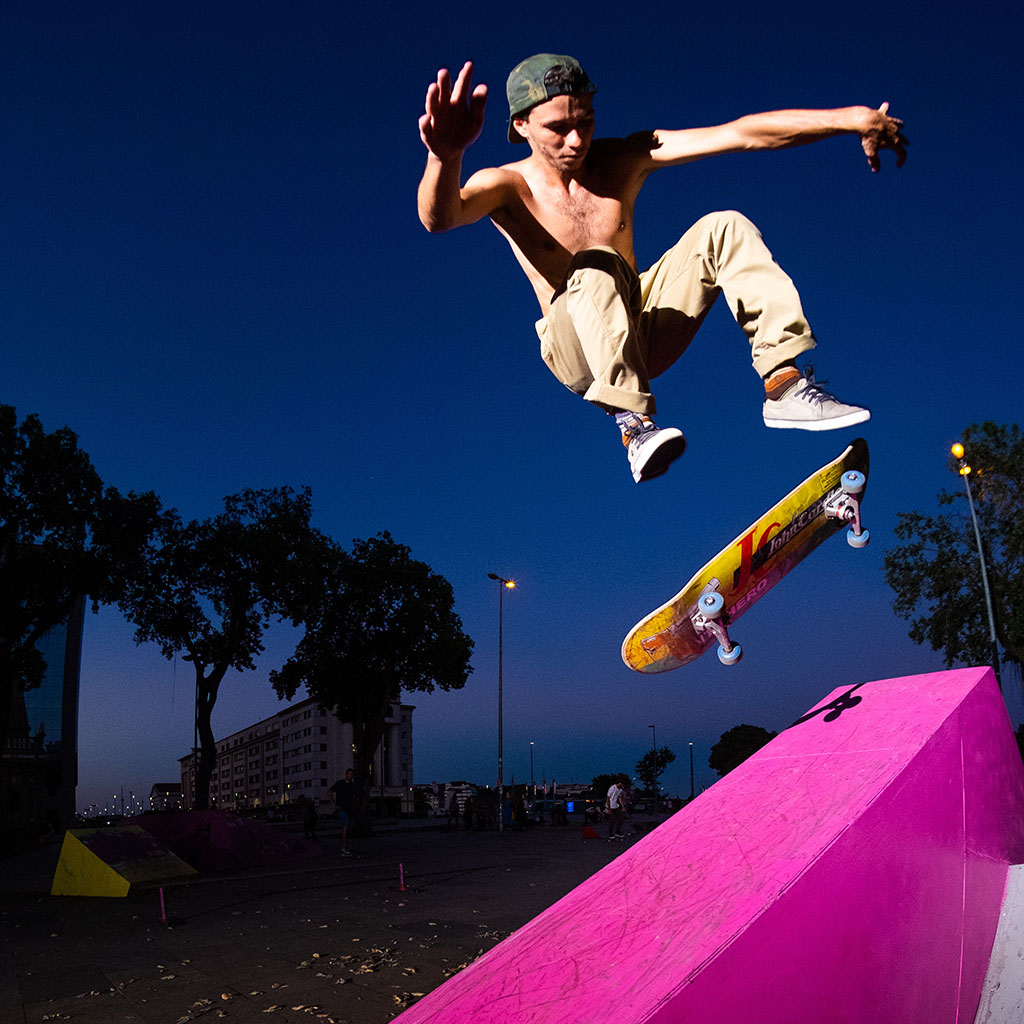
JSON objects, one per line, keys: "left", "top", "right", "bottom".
{"left": 419, "top": 61, "right": 488, "bottom": 161}
{"left": 860, "top": 102, "right": 908, "bottom": 172}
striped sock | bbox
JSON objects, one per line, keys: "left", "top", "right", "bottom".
{"left": 764, "top": 365, "right": 802, "bottom": 401}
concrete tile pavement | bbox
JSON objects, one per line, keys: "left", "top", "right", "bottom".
{"left": 1, "top": 821, "right": 639, "bottom": 1023}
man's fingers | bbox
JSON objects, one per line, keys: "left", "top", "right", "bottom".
{"left": 424, "top": 81, "right": 440, "bottom": 118}
{"left": 449, "top": 61, "right": 474, "bottom": 107}
{"left": 861, "top": 136, "right": 881, "bottom": 172}
{"left": 469, "top": 83, "right": 488, "bottom": 124}
{"left": 421, "top": 62, "right": 486, "bottom": 154}
{"left": 436, "top": 67, "right": 452, "bottom": 106}
{"left": 864, "top": 102, "right": 908, "bottom": 171}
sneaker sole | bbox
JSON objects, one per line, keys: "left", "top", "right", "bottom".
{"left": 763, "top": 408, "right": 871, "bottom": 431}
{"left": 632, "top": 431, "right": 687, "bottom": 482}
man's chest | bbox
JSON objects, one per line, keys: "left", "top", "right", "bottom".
{"left": 537, "top": 185, "right": 630, "bottom": 249}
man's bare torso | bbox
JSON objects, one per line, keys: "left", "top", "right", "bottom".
{"left": 486, "top": 137, "right": 651, "bottom": 312}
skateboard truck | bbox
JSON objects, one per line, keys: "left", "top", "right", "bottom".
{"left": 826, "top": 470, "right": 870, "bottom": 549}
{"left": 692, "top": 591, "right": 743, "bottom": 666}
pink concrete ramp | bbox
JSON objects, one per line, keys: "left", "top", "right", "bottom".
{"left": 396, "top": 667, "right": 1024, "bottom": 1024}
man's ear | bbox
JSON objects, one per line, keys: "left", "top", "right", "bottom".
{"left": 512, "top": 117, "right": 530, "bottom": 142}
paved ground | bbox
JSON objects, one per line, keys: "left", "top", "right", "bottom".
{"left": 1, "top": 820, "right": 641, "bottom": 1024}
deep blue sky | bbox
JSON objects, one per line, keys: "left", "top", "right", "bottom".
{"left": 4, "top": 2, "right": 1020, "bottom": 813}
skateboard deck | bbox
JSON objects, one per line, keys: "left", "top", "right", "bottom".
{"left": 621, "top": 438, "right": 870, "bottom": 673}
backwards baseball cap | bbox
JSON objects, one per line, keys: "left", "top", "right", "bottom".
{"left": 506, "top": 53, "right": 597, "bottom": 143}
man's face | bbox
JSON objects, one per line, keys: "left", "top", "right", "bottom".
{"left": 515, "top": 93, "right": 595, "bottom": 171}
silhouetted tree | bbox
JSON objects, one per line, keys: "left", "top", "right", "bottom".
{"left": 590, "top": 773, "right": 622, "bottom": 801}
{"left": 108, "top": 485, "right": 326, "bottom": 809}
{"left": 271, "top": 531, "right": 473, "bottom": 830}
{"left": 884, "top": 422, "right": 1023, "bottom": 688}
{"left": 635, "top": 746, "right": 676, "bottom": 799}
{"left": 709, "top": 724, "right": 777, "bottom": 778}
{"left": 0, "top": 405, "right": 159, "bottom": 767}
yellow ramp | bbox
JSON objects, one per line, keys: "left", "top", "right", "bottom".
{"left": 51, "top": 826, "right": 197, "bottom": 897}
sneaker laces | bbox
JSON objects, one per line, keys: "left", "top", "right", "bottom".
{"left": 792, "top": 365, "right": 840, "bottom": 406}
{"left": 616, "top": 411, "right": 658, "bottom": 447}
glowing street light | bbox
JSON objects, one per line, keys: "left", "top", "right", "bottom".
{"left": 950, "top": 442, "right": 1001, "bottom": 688}
{"left": 487, "top": 573, "right": 516, "bottom": 834}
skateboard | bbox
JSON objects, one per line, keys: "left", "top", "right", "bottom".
{"left": 621, "top": 438, "right": 870, "bottom": 673}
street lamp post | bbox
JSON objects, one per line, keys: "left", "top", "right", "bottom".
{"left": 648, "top": 724, "right": 657, "bottom": 814}
{"left": 689, "top": 741, "right": 695, "bottom": 801}
{"left": 488, "top": 573, "right": 515, "bottom": 833}
{"left": 530, "top": 741, "right": 535, "bottom": 800}
{"left": 951, "top": 443, "right": 1002, "bottom": 689}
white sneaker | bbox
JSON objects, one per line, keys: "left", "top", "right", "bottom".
{"left": 617, "top": 412, "right": 687, "bottom": 482}
{"left": 763, "top": 365, "right": 870, "bottom": 431}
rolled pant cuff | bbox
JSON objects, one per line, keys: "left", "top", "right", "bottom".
{"left": 751, "top": 336, "right": 817, "bottom": 378}
{"left": 583, "top": 380, "right": 656, "bottom": 416}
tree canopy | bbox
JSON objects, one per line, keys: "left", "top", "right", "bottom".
{"left": 635, "top": 746, "right": 676, "bottom": 796}
{"left": 590, "top": 773, "right": 622, "bottom": 800}
{"left": 271, "top": 531, "right": 474, "bottom": 826}
{"left": 3, "top": 402, "right": 478, "bottom": 821}
{"left": 1, "top": 406, "right": 102, "bottom": 724}
{"left": 708, "top": 724, "right": 777, "bottom": 778}
{"left": 884, "top": 422, "right": 1023, "bottom": 685}
{"left": 107, "top": 485, "right": 326, "bottom": 809}
{"left": 0, "top": 405, "right": 159, "bottom": 764}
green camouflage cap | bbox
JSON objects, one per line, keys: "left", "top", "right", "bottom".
{"left": 506, "top": 54, "right": 597, "bottom": 143}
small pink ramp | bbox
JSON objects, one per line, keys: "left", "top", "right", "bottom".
{"left": 395, "top": 667, "right": 1024, "bottom": 1024}
{"left": 130, "top": 810, "right": 321, "bottom": 874}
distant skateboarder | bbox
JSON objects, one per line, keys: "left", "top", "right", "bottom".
{"left": 329, "top": 768, "right": 358, "bottom": 857}
{"left": 417, "top": 55, "right": 907, "bottom": 482}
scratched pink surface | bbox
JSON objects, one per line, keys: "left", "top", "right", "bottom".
{"left": 395, "top": 668, "right": 1024, "bottom": 1024}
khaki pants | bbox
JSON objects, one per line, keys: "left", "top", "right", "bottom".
{"left": 536, "top": 210, "right": 816, "bottom": 415}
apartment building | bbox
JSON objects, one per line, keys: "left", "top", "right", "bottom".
{"left": 178, "top": 697, "right": 413, "bottom": 813}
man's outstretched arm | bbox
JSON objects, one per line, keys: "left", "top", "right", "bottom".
{"left": 417, "top": 61, "right": 512, "bottom": 232}
{"left": 641, "top": 104, "right": 908, "bottom": 172}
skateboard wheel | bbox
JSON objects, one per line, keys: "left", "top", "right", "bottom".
{"left": 841, "top": 470, "right": 866, "bottom": 495}
{"left": 718, "top": 642, "right": 743, "bottom": 666}
{"left": 847, "top": 527, "right": 871, "bottom": 549}
{"left": 698, "top": 592, "right": 725, "bottom": 620}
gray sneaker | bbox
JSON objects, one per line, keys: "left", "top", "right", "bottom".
{"left": 617, "top": 412, "right": 687, "bottom": 482}
{"left": 763, "top": 365, "right": 870, "bottom": 431}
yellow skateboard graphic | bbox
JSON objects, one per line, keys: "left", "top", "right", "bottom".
{"left": 622, "top": 438, "right": 870, "bottom": 672}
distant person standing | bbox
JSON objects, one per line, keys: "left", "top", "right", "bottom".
{"left": 299, "top": 795, "right": 319, "bottom": 843}
{"left": 329, "top": 769, "right": 358, "bottom": 858}
{"left": 606, "top": 775, "right": 628, "bottom": 840}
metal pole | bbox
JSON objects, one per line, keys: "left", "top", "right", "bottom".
{"left": 689, "top": 742, "right": 694, "bottom": 801}
{"left": 488, "top": 573, "right": 514, "bottom": 835}
{"left": 648, "top": 725, "right": 656, "bottom": 813}
{"left": 961, "top": 470, "right": 1002, "bottom": 689}
{"left": 953, "top": 446, "right": 1002, "bottom": 689}
{"left": 498, "top": 580, "right": 503, "bottom": 834}
{"left": 530, "top": 742, "right": 534, "bottom": 800}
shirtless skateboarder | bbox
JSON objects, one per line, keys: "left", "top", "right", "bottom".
{"left": 417, "top": 55, "right": 907, "bottom": 482}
